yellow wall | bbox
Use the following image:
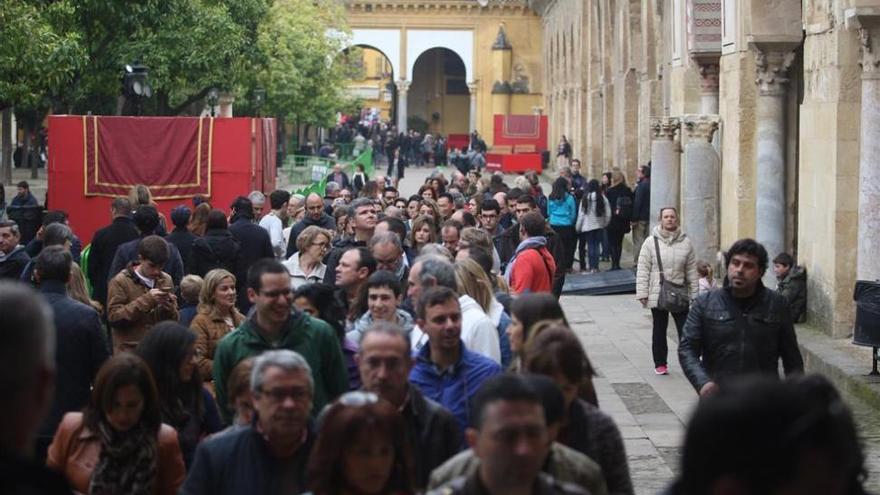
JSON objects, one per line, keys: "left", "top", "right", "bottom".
{"left": 346, "top": 48, "right": 394, "bottom": 121}
{"left": 345, "top": 3, "right": 544, "bottom": 146}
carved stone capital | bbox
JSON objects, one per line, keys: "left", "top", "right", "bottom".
{"left": 682, "top": 114, "right": 720, "bottom": 143}
{"left": 859, "top": 28, "right": 880, "bottom": 79}
{"left": 395, "top": 80, "right": 411, "bottom": 93}
{"left": 467, "top": 82, "right": 479, "bottom": 95}
{"left": 698, "top": 64, "right": 720, "bottom": 95}
{"left": 753, "top": 49, "right": 795, "bottom": 97}
{"left": 650, "top": 117, "right": 680, "bottom": 141}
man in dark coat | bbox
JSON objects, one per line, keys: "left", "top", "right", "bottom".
{"left": 358, "top": 323, "right": 460, "bottom": 490}
{"left": 495, "top": 195, "right": 566, "bottom": 297}
{"left": 631, "top": 164, "right": 651, "bottom": 266}
{"left": 0, "top": 220, "right": 31, "bottom": 280}
{"left": 325, "top": 163, "right": 351, "bottom": 190}
{"left": 285, "top": 193, "right": 337, "bottom": 258}
{"left": 87, "top": 197, "right": 140, "bottom": 306}
{"left": 228, "top": 196, "right": 274, "bottom": 312}
{"left": 166, "top": 206, "right": 198, "bottom": 273}
{"left": 190, "top": 210, "right": 241, "bottom": 278}
{"left": 107, "top": 206, "right": 185, "bottom": 288}
{"left": 679, "top": 239, "right": 804, "bottom": 397}
{"left": 34, "top": 247, "right": 109, "bottom": 460}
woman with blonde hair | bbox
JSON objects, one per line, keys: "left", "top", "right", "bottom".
{"left": 418, "top": 198, "right": 442, "bottom": 225}
{"left": 68, "top": 263, "right": 104, "bottom": 313}
{"left": 128, "top": 184, "right": 168, "bottom": 235}
{"left": 283, "top": 225, "right": 332, "bottom": 289}
{"left": 408, "top": 215, "right": 436, "bottom": 253}
{"left": 189, "top": 268, "right": 244, "bottom": 382}
{"left": 188, "top": 202, "right": 211, "bottom": 237}
{"left": 454, "top": 258, "right": 512, "bottom": 368}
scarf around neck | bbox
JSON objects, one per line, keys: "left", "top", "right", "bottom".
{"left": 504, "top": 236, "right": 547, "bottom": 283}
{"left": 88, "top": 421, "right": 158, "bottom": 495}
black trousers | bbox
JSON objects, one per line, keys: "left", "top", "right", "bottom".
{"left": 552, "top": 225, "right": 576, "bottom": 271}
{"left": 607, "top": 227, "right": 626, "bottom": 269}
{"left": 651, "top": 308, "right": 688, "bottom": 367}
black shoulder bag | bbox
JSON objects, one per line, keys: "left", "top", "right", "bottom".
{"left": 654, "top": 236, "right": 690, "bottom": 313}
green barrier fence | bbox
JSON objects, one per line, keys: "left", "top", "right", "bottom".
{"left": 281, "top": 148, "right": 375, "bottom": 197}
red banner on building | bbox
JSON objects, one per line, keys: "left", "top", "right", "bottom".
{"left": 83, "top": 116, "right": 213, "bottom": 199}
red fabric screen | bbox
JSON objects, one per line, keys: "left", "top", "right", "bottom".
{"left": 83, "top": 116, "right": 213, "bottom": 199}
{"left": 48, "top": 116, "right": 276, "bottom": 243}
{"left": 492, "top": 115, "right": 548, "bottom": 150}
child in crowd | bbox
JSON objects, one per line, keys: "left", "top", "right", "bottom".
{"left": 179, "top": 274, "right": 203, "bottom": 327}
{"left": 696, "top": 260, "right": 716, "bottom": 295}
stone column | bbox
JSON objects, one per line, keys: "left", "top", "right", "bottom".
{"left": 395, "top": 79, "right": 410, "bottom": 133}
{"left": 698, "top": 63, "right": 720, "bottom": 114}
{"left": 753, "top": 47, "right": 795, "bottom": 285}
{"left": 857, "top": 27, "right": 880, "bottom": 281}
{"left": 682, "top": 115, "right": 721, "bottom": 265}
{"left": 649, "top": 117, "right": 681, "bottom": 231}
{"left": 468, "top": 82, "right": 479, "bottom": 134}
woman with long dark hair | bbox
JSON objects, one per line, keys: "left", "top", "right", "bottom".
{"left": 524, "top": 326, "right": 633, "bottom": 495}
{"left": 547, "top": 177, "right": 577, "bottom": 273}
{"left": 576, "top": 179, "right": 612, "bottom": 273}
{"left": 293, "top": 282, "right": 360, "bottom": 391}
{"left": 307, "top": 392, "right": 414, "bottom": 495}
{"left": 136, "top": 322, "right": 222, "bottom": 468}
{"left": 507, "top": 293, "right": 568, "bottom": 369}
{"left": 604, "top": 168, "right": 633, "bottom": 270}
{"left": 47, "top": 353, "right": 185, "bottom": 494}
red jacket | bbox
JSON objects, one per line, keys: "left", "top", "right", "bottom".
{"left": 509, "top": 246, "right": 556, "bottom": 295}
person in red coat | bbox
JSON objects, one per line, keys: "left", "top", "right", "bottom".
{"left": 504, "top": 211, "right": 556, "bottom": 295}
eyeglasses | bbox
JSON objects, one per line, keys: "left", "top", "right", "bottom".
{"left": 338, "top": 391, "right": 380, "bottom": 407}
{"left": 311, "top": 241, "right": 329, "bottom": 249}
{"left": 258, "top": 386, "right": 310, "bottom": 404}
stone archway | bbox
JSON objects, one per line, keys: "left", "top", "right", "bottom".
{"left": 408, "top": 48, "right": 470, "bottom": 136}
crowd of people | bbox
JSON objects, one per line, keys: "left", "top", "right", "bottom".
{"left": 0, "top": 148, "right": 864, "bottom": 495}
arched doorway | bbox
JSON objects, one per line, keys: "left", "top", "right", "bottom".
{"left": 408, "top": 48, "right": 470, "bottom": 136}
{"left": 341, "top": 45, "right": 397, "bottom": 125}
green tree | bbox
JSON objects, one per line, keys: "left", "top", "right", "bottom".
{"left": 0, "top": 0, "right": 85, "bottom": 180}
{"left": 256, "top": 0, "right": 351, "bottom": 127}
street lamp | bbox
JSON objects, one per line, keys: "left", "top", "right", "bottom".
{"left": 254, "top": 87, "right": 266, "bottom": 117}
{"left": 122, "top": 61, "right": 152, "bottom": 115}
{"left": 207, "top": 87, "right": 219, "bottom": 117}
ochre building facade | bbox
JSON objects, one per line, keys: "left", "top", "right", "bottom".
{"left": 532, "top": 0, "right": 880, "bottom": 339}
{"left": 342, "top": 0, "right": 544, "bottom": 141}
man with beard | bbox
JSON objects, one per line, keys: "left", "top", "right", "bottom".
{"left": 286, "top": 193, "right": 337, "bottom": 258}
{"left": 679, "top": 239, "right": 804, "bottom": 397}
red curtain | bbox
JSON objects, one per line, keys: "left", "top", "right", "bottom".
{"left": 83, "top": 116, "right": 213, "bottom": 199}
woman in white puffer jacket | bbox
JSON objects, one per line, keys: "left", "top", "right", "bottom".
{"left": 635, "top": 207, "right": 698, "bottom": 376}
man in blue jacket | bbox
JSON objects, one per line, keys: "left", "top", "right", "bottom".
{"left": 409, "top": 286, "right": 502, "bottom": 433}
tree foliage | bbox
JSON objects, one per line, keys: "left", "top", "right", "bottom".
{"left": 0, "top": 0, "right": 356, "bottom": 123}
{"left": 256, "top": 0, "right": 351, "bottom": 126}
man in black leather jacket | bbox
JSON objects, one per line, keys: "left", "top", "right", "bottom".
{"left": 678, "top": 239, "right": 804, "bottom": 396}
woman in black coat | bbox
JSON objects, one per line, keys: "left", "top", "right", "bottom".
{"left": 189, "top": 209, "right": 241, "bottom": 277}
{"left": 604, "top": 168, "right": 634, "bottom": 271}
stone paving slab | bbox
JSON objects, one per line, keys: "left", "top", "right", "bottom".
{"left": 561, "top": 293, "right": 697, "bottom": 495}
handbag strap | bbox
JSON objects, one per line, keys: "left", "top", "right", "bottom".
{"left": 653, "top": 236, "right": 666, "bottom": 283}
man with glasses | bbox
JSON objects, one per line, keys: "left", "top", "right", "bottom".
{"left": 357, "top": 322, "right": 461, "bottom": 490}
{"left": 183, "top": 350, "right": 318, "bottom": 495}
{"left": 285, "top": 193, "right": 337, "bottom": 258}
{"left": 212, "top": 259, "right": 348, "bottom": 423}
{"left": 382, "top": 186, "right": 399, "bottom": 208}
{"left": 478, "top": 199, "right": 502, "bottom": 237}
